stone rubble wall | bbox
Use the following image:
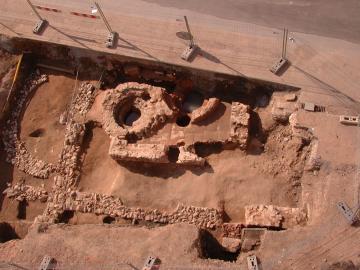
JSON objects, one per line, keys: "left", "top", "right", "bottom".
{"left": 191, "top": 97, "right": 220, "bottom": 124}
{"left": 228, "top": 102, "right": 250, "bottom": 149}
{"left": 58, "top": 121, "right": 85, "bottom": 188}
{"left": 40, "top": 83, "right": 90, "bottom": 222}
{"left": 72, "top": 82, "right": 96, "bottom": 117}
{"left": 245, "top": 204, "right": 307, "bottom": 228}
{"left": 1, "top": 73, "right": 55, "bottom": 178}
{"left": 3, "top": 182, "right": 48, "bottom": 202}
{"left": 109, "top": 137, "right": 169, "bottom": 163}
{"left": 62, "top": 191, "right": 222, "bottom": 229}
{"left": 38, "top": 185, "right": 223, "bottom": 229}
{"left": 222, "top": 223, "right": 243, "bottom": 238}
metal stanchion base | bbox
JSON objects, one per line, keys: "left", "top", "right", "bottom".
{"left": 181, "top": 45, "right": 199, "bottom": 62}
{"left": 33, "top": 19, "right": 48, "bottom": 35}
{"left": 270, "top": 57, "right": 288, "bottom": 75}
{"left": 106, "top": 31, "right": 118, "bottom": 48}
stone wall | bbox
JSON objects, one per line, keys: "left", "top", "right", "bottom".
{"left": 1, "top": 73, "right": 55, "bottom": 178}
{"left": 245, "top": 204, "right": 307, "bottom": 228}
{"left": 3, "top": 181, "right": 48, "bottom": 202}
{"left": 62, "top": 191, "right": 222, "bottom": 229}
{"left": 191, "top": 97, "right": 220, "bottom": 124}
{"left": 228, "top": 102, "right": 250, "bottom": 149}
{"left": 109, "top": 137, "right": 169, "bottom": 163}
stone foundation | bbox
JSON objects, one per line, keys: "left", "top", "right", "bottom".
{"left": 245, "top": 204, "right": 307, "bottom": 228}
{"left": 229, "top": 102, "right": 250, "bottom": 149}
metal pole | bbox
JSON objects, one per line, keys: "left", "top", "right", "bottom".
{"left": 184, "top": 16, "right": 194, "bottom": 47}
{"left": 94, "top": 2, "right": 112, "bottom": 33}
{"left": 282, "top": 28, "right": 288, "bottom": 59}
{"left": 25, "top": 0, "right": 42, "bottom": 20}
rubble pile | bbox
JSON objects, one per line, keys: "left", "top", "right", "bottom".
{"left": 245, "top": 204, "right": 307, "bottom": 228}
{"left": 2, "top": 73, "right": 55, "bottom": 178}
{"left": 191, "top": 97, "right": 220, "bottom": 123}
{"left": 72, "top": 82, "right": 96, "bottom": 116}
{"left": 13, "top": 142, "right": 55, "bottom": 178}
{"left": 101, "top": 82, "right": 176, "bottom": 139}
{"left": 228, "top": 102, "right": 250, "bottom": 148}
{"left": 222, "top": 223, "right": 243, "bottom": 238}
{"left": 3, "top": 182, "right": 48, "bottom": 202}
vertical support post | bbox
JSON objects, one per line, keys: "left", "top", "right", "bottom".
{"left": 282, "top": 28, "right": 288, "bottom": 59}
{"left": 25, "top": 0, "right": 42, "bottom": 20}
{"left": 94, "top": 2, "right": 112, "bottom": 33}
{"left": 184, "top": 16, "right": 194, "bottom": 47}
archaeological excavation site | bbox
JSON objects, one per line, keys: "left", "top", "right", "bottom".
{"left": 0, "top": 29, "right": 359, "bottom": 270}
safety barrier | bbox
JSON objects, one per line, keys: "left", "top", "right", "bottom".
{"left": 35, "top": 5, "right": 61, "bottom": 13}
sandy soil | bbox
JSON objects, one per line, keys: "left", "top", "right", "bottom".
{"left": 140, "top": 0, "right": 360, "bottom": 43}
{"left": 0, "top": 223, "right": 219, "bottom": 270}
{"left": 19, "top": 70, "right": 75, "bottom": 164}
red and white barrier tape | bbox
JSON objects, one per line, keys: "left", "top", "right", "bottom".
{"left": 70, "top": 12, "right": 99, "bottom": 19}
{"left": 35, "top": 5, "right": 60, "bottom": 13}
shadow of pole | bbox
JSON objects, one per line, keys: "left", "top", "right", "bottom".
{"left": 292, "top": 65, "right": 360, "bottom": 111}
{"left": 0, "top": 22, "right": 21, "bottom": 36}
{"left": 197, "top": 48, "right": 246, "bottom": 77}
{"left": 48, "top": 24, "right": 91, "bottom": 49}
{"left": 117, "top": 35, "right": 160, "bottom": 61}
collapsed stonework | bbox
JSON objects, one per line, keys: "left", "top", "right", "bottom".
{"left": 3, "top": 182, "right": 48, "bottom": 202}
{"left": 245, "top": 204, "right": 307, "bottom": 228}
{"left": 222, "top": 223, "right": 243, "bottom": 238}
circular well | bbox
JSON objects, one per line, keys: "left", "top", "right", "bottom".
{"left": 124, "top": 108, "right": 141, "bottom": 126}
{"left": 176, "top": 115, "right": 191, "bottom": 127}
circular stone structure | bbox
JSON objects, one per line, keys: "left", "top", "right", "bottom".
{"left": 102, "top": 82, "right": 177, "bottom": 139}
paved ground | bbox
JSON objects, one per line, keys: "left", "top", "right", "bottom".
{"left": 141, "top": 0, "right": 360, "bottom": 44}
